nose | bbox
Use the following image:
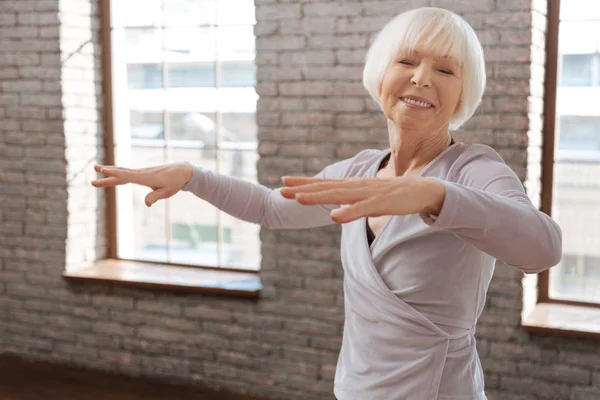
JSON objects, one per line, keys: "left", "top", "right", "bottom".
{"left": 410, "top": 64, "right": 432, "bottom": 88}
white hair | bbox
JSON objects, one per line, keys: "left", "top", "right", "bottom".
{"left": 362, "top": 7, "right": 486, "bottom": 130}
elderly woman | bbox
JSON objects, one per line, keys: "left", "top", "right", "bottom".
{"left": 93, "top": 7, "right": 561, "bottom": 400}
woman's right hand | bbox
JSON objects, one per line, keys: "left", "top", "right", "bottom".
{"left": 91, "top": 162, "right": 194, "bottom": 207}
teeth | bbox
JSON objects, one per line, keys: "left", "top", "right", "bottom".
{"left": 401, "top": 97, "right": 432, "bottom": 108}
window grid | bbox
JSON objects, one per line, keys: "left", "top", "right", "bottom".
{"left": 109, "top": 1, "right": 259, "bottom": 271}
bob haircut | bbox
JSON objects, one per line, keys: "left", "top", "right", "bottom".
{"left": 362, "top": 7, "right": 486, "bottom": 131}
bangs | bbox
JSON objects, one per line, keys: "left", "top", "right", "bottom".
{"left": 396, "top": 12, "right": 467, "bottom": 65}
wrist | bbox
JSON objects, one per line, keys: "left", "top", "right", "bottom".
{"left": 182, "top": 162, "right": 194, "bottom": 187}
{"left": 422, "top": 179, "right": 446, "bottom": 216}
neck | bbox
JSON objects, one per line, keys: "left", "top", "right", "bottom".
{"left": 386, "top": 120, "right": 453, "bottom": 177}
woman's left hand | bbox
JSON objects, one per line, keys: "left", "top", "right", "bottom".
{"left": 280, "top": 176, "right": 446, "bottom": 223}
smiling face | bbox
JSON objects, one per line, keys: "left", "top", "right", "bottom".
{"left": 379, "top": 46, "right": 463, "bottom": 135}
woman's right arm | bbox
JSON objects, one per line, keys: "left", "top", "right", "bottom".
{"left": 181, "top": 164, "right": 335, "bottom": 230}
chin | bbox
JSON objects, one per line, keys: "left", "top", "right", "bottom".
{"left": 393, "top": 115, "right": 425, "bottom": 131}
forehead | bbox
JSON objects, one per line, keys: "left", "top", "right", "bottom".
{"left": 396, "top": 47, "right": 461, "bottom": 65}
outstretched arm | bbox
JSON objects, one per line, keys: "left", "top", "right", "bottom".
{"left": 281, "top": 146, "right": 562, "bottom": 273}
{"left": 421, "top": 147, "right": 562, "bottom": 273}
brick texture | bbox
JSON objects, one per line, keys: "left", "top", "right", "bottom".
{"left": 1, "top": 1, "right": 597, "bottom": 400}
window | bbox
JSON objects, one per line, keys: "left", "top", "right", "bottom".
{"left": 560, "top": 54, "right": 594, "bottom": 87}
{"left": 542, "top": 0, "right": 600, "bottom": 305}
{"left": 107, "top": 0, "right": 260, "bottom": 271}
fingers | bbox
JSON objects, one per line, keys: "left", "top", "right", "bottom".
{"left": 280, "top": 178, "right": 374, "bottom": 199}
{"left": 330, "top": 197, "right": 386, "bottom": 223}
{"left": 294, "top": 188, "right": 371, "bottom": 206}
{"left": 93, "top": 164, "right": 156, "bottom": 188}
{"left": 91, "top": 177, "right": 124, "bottom": 188}
{"left": 145, "top": 187, "right": 172, "bottom": 207}
{"left": 94, "top": 164, "right": 131, "bottom": 180}
{"left": 280, "top": 183, "right": 332, "bottom": 199}
{"left": 282, "top": 176, "right": 364, "bottom": 187}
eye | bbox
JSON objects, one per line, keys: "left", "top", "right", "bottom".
{"left": 439, "top": 69, "right": 454, "bottom": 75}
{"left": 399, "top": 59, "right": 415, "bottom": 66}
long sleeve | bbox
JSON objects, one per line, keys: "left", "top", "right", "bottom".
{"left": 181, "top": 151, "right": 374, "bottom": 230}
{"left": 421, "top": 145, "right": 562, "bottom": 274}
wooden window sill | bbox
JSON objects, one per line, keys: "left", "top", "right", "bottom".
{"left": 522, "top": 303, "right": 600, "bottom": 339}
{"left": 63, "top": 259, "right": 262, "bottom": 298}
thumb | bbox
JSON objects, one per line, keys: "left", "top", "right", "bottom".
{"left": 145, "top": 187, "right": 171, "bottom": 207}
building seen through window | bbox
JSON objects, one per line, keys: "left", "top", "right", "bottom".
{"left": 110, "top": 0, "right": 260, "bottom": 270}
{"left": 550, "top": 0, "right": 600, "bottom": 302}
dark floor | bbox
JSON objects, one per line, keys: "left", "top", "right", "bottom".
{"left": 0, "top": 356, "right": 266, "bottom": 400}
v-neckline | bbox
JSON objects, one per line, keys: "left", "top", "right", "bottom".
{"left": 364, "top": 142, "right": 459, "bottom": 250}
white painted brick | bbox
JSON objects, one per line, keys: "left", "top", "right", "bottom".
{"left": 335, "top": 49, "right": 366, "bottom": 65}
{"left": 336, "top": 16, "right": 390, "bottom": 34}
{"left": 0, "top": 13, "right": 17, "bottom": 26}
{"left": 279, "top": 82, "right": 334, "bottom": 96}
{"left": 279, "top": 50, "right": 335, "bottom": 66}
{"left": 303, "top": 2, "right": 363, "bottom": 17}
{"left": 256, "top": 4, "right": 301, "bottom": 20}
{"left": 363, "top": 0, "right": 429, "bottom": 17}
{"left": 308, "top": 34, "right": 368, "bottom": 49}
{"left": 256, "top": 36, "right": 306, "bottom": 51}
{"left": 279, "top": 18, "right": 337, "bottom": 35}
{"left": 305, "top": 98, "right": 364, "bottom": 112}
{"left": 256, "top": 66, "right": 303, "bottom": 82}
{"left": 303, "top": 65, "right": 363, "bottom": 81}
{"left": 254, "top": 21, "right": 279, "bottom": 37}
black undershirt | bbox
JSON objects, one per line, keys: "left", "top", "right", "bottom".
{"left": 366, "top": 138, "right": 455, "bottom": 246}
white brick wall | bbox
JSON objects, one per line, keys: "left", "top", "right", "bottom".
{"left": 2, "top": 1, "right": 600, "bottom": 399}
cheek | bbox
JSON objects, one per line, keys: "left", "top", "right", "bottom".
{"left": 442, "top": 83, "right": 462, "bottom": 113}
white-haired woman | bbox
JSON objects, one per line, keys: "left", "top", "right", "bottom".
{"left": 93, "top": 7, "right": 562, "bottom": 400}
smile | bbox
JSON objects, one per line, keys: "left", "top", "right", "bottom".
{"left": 400, "top": 97, "right": 434, "bottom": 108}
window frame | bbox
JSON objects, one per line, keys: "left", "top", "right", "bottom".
{"left": 100, "top": 0, "right": 260, "bottom": 275}
{"left": 539, "top": 0, "right": 600, "bottom": 309}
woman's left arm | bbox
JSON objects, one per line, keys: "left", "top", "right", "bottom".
{"left": 281, "top": 145, "right": 562, "bottom": 274}
{"left": 421, "top": 146, "right": 562, "bottom": 274}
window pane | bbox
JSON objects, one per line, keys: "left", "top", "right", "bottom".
{"left": 166, "top": 147, "right": 220, "bottom": 267}
{"left": 112, "top": 0, "right": 163, "bottom": 28}
{"left": 558, "top": 116, "right": 600, "bottom": 151}
{"left": 560, "top": 54, "right": 593, "bottom": 87}
{"left": 163, "top": 0, "right": 216, "bottom": 27}
{"left": 221, "top": 60, "right": 256, "bottom": 88}
{"left": 217, "top": 26, "right": 255, "bottom": 59}
{"left": 550, "top": 159, "right": 600, "bottom": 302}
{"left": 216, "top": 0, "right": 256, "bottom": 25}
{"left": 167, "top": 111, "right": 217, "bottom": 145}
{"left": 127, "top": 63, "right": 163, "bottom": 90}
{"left": 221, "top": 112, "right": 257, "bottom": 145}
{"left": 559, "top": 21, "right": 600, "bottom": 54}
{"left": 130, "top": 111, "right": 164, "bottom": 140}
{"left": 165, "top": 27, "right": 216, "bottom": 63}
{"left": 218, "top": 149, "right": 260, "bottom": 270}
{"left": 560, "top": 0, "right": 600, "bottom": 21}
{"left": 550, "top": 2, "right": 600, "bottom": 303}
{"left": 166, "top": 62, "right": 216, "bottom": 88}
{"left": 584, "top": 256, "right": 600, "bottom": 277}
{"left": 125, "top": 28, "right": 163, "bottom": 63}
